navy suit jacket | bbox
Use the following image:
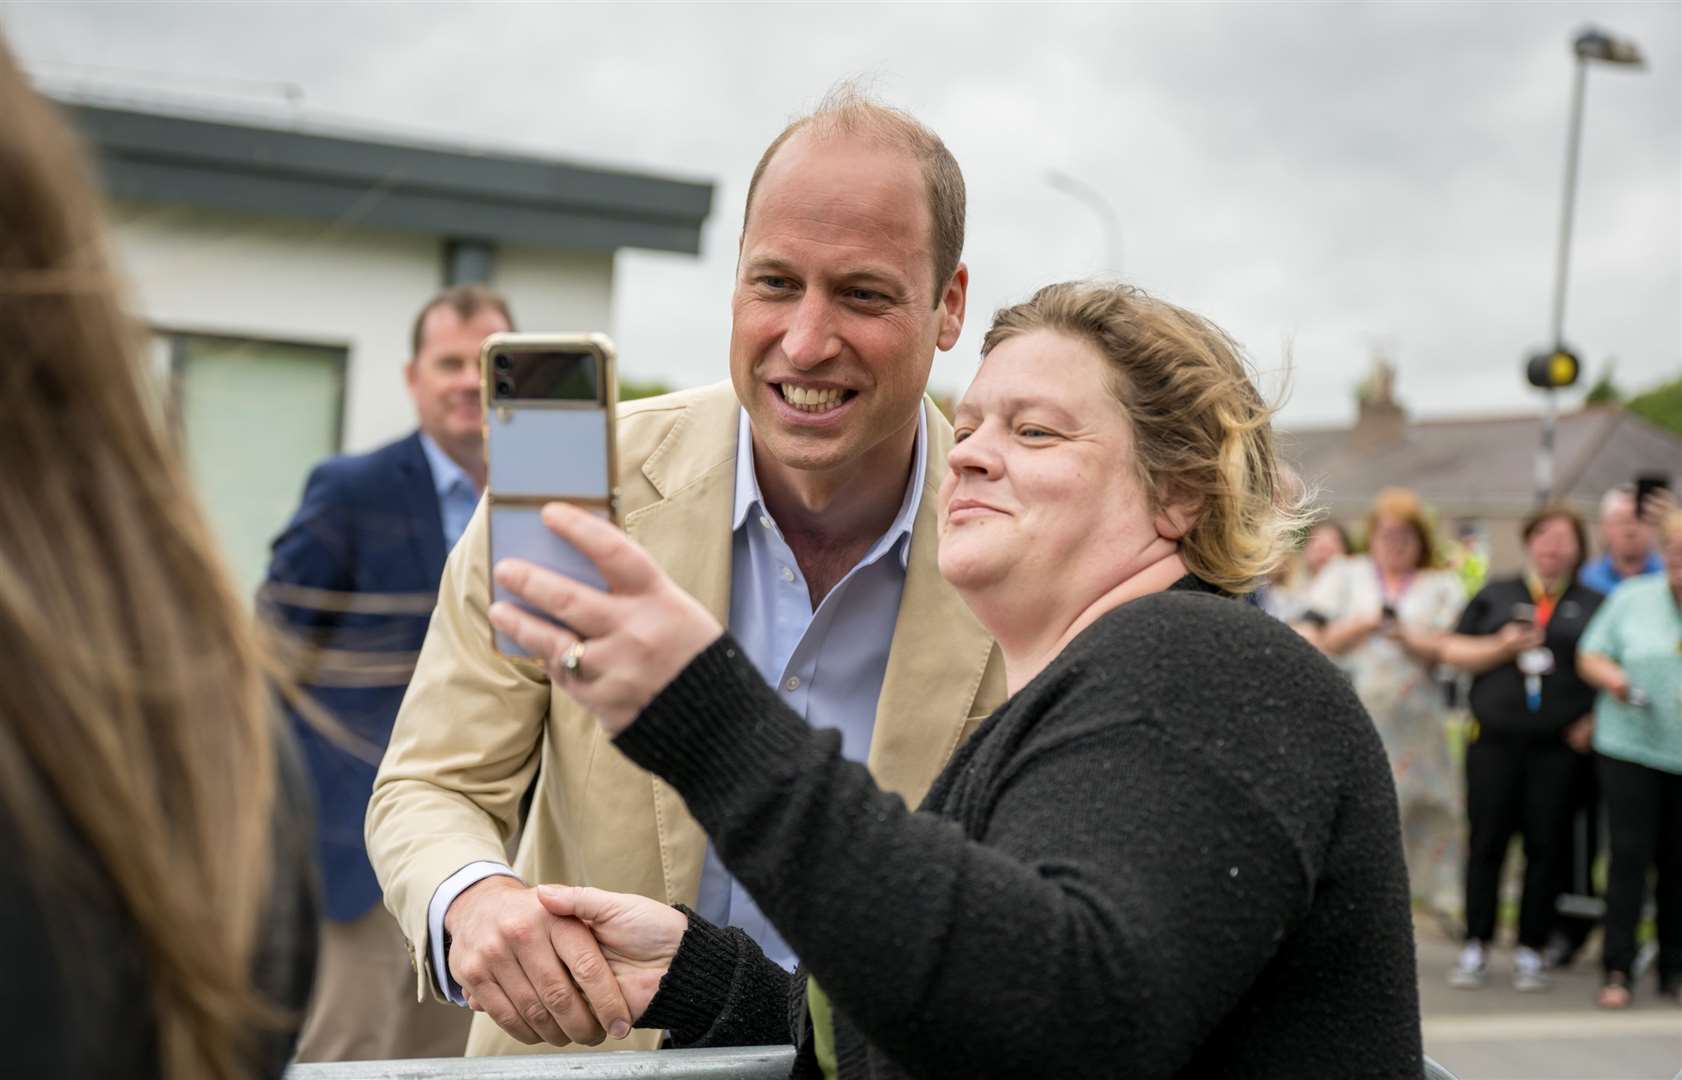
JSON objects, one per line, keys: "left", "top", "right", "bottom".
{"left": 264, "top": 431, "right": 447, "bottom": 921}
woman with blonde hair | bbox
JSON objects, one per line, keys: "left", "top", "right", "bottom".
{"left": 486, "top": 281, "right": 1422, "bottom": 1077}
{"left": 1299, "top": 487, "right": 1467, "bottom": 923}
{"left": 0, "top": 40, "right": 316, "bottom": 1077}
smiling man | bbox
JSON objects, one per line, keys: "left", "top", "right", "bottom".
{"left": 365, "top": 87, "right": 1007, "bottom": 1057}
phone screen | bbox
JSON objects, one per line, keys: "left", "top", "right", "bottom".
{"left": 482, "top": 334, "right": 618, "bottom": 660}
{"left": 491, "top": 350, "right": 601, "bottom": 403}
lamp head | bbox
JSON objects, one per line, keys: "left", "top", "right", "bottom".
{"left": 1574, "top": 27, "right": 1645, "bottom": 67}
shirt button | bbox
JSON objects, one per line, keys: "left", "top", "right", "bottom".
{"left": 759, "top": 514, "right": 773, "bottom": 529}
{"left": 785, "top": 676, "right": 801, "bottom": 691}
{"left": 780, "top": 566, "right": 795, "bottom": 583}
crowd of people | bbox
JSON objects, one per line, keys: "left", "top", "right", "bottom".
{"left": 4, "top": 27, "right": 1676, "bottom": 1080}
{"left": 1261, "top": 483, "right": 1682, "bottom": 1010}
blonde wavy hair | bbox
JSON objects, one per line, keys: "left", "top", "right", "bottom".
{"left": 981, "top": 282, "right": 1311, "bottom": 593}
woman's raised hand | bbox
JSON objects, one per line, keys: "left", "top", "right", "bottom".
{"left": 489, "top": 502, "right": 724, "bottom": 736}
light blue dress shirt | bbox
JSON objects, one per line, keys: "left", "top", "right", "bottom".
{"left": 417, "top": 431, "right": 479, "bottom": 552}
{"left": 1579, "top": 551, "right": 1663, "bottom": 598}
{"left": 425, "top": 405, "right": 930, "bottom": 997}
{"left": 691, "top": 406, "right": 926, "bottom": 970}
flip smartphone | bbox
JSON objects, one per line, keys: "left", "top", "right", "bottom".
{"left": 481, "top": 332, "right": 619, "bottom": 660}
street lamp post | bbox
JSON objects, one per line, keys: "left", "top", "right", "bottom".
{"left": 1046, "top": 170, "right": 1122, "bottom": 276}
{"left": 1535, "top": 26, "right": 1645, "bottom": 503}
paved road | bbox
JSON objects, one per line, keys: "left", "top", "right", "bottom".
{"left": 1417, "top": 925, "right": 1681, "bottom": 1080}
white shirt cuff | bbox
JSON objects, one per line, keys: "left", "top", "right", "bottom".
{"left": 428, "top": 861, "right": 521, "bottom": 1006}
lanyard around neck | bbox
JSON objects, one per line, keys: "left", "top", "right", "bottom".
{"left": 1524, "top": 571, "right": 1565, "bottom": 628}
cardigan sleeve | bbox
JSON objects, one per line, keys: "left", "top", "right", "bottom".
{"left": 615, "top": 637, "right": 1318, "bottom": 1079}
{"left": 636, "top": 906, "right": 794, "bottom": 1049}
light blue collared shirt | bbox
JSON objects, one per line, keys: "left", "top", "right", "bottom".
{"left": 1579, "top": 551, "right": 1663, "bottom": 598}
{"left": 425, "top": 405, "right": 929, "bottom": 998}
{"left": 418, "top": 431, "right": 479, "bottom": 553}
{"left": 691, "top": 406, "right": 927, "bottom": 970}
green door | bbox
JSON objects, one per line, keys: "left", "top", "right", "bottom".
{"left": 172, "top": 334, "right": 345, "bottom": 600}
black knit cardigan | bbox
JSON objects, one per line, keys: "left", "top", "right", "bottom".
{"left": 624, "top": 577, "right": 1423, "bottom": 1079}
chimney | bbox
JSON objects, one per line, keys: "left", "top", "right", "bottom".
{"left": 1351, "top": 354, "right": 1406, "bottom": 450}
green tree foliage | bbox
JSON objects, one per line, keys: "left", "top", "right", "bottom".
{"left": 618, "top": 377, "right": 676, "bottom": 402}
{"left": 1584, "top": 363, "right": 1621, "bottom": 404}
{"left": 1626, "top": 375, "right": 1682, "bottom": 436}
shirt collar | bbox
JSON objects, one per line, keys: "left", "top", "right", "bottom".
{"left": 417, "top": 431, "right": 475, "bottom": 499}
{"left": 732, "top": 403, "right": 928, "bottom": 569}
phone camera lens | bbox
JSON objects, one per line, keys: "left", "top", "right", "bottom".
{"left": 494, "top": 376, "right": 515, "bottom": 398}
{"left": 493, "top": 354, "right": 513, "bottom": 372}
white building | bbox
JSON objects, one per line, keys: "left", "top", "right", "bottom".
{"left": 64, "top": 98, "right": 713, "bottom": 594}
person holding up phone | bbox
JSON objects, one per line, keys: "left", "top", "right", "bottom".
{"left": 1575, "top": 508, "right": 1682, "bottom": 1009}
{"left": 489, "top": 281, "right": 1423, "bottom": 1077}
{"left": 366, "top": 87, "right": 1009, "bottom": 1056}
{"left": 1437, "top": 507, "right": 1603, "bottom": 992}
{"left": 1579, "top": 482, "right": 1668, "bottom": 596}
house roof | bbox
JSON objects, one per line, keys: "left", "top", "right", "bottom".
{"left": 58, "top": 97, "right": 715, "bottom": 255}
{"left": 1281, "top": 406, "right": 1682, "bottom": 519}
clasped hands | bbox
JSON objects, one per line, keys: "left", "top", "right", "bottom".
{"left": 445, "top": 876, "right": 689, "bottom": 1046}
{"left": 461, "top": 503, "right": 723, "bottom": 1044}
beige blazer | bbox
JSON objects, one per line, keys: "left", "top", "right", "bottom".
{"left": 366, "top": 381, "right": 1006, "bottom": 1056}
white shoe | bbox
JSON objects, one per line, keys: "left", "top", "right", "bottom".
{"left": 1449, "top": 941, "right": 1488, "bottom": 989}
{"left": 1514, "top": 946, "right": 1552, "bottom": 992}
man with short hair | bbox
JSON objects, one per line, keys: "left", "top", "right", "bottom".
{"left": 366, "top": 91, "right": 1007, "bottom": 1057}
{"left": 266, "top": 284, "right": 513, "bottom": 1060}
{"left": 1580, "top": 484, "right": 1662, "bottom": 595}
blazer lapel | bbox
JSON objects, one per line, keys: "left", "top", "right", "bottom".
{"left": 398, "top": 432, "right": 448, "bottom": 583}
{"left": 621, "top": 396, "right": 740, "bottom": 906}
{"left": 868, "top": 403, "right": 1004, "bottom": 807}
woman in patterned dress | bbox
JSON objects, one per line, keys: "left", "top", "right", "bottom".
{"left": 1300, "top": 488, "right": 1468, "bottom": 922}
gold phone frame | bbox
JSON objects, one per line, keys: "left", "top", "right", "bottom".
{"left": 480, "top": 331, "right": 620, "bottom": 661}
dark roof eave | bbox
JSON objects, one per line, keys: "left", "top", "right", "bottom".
{"left": 64, "top": 100, "right": 714, "bottom": 255}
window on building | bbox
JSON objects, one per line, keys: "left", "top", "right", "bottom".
{"left": 160, "top": 331, "right": 346, "bottom": 600}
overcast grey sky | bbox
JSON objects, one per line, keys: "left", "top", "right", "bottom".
{"left": 6, "top": 0, "right": 1678, "bottom": 426}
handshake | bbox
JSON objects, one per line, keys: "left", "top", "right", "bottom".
{"left": 444, "top": 876, "right": 689, "bottom": 1047}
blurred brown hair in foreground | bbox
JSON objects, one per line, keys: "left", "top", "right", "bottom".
{"left": 0, "top": 37, "right": 308, "bottom": 1078}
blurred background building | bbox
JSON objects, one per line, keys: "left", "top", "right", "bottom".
{"left": 59, "top": 96, "right": 713, "bottom": 594}
{"left": 1283, "top": 357, "right": 1682, "bottom": 570}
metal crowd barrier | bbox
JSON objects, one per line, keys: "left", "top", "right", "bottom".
{"left": 286, "top": 1046, "right": 796, "bottom": 1079}
{"left": 288, "top": 1046, "right": 1457, "bottom": 1079}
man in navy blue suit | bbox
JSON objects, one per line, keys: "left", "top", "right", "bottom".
{"left": 264, "top": 284, "right": 513, "bottom": 1061}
